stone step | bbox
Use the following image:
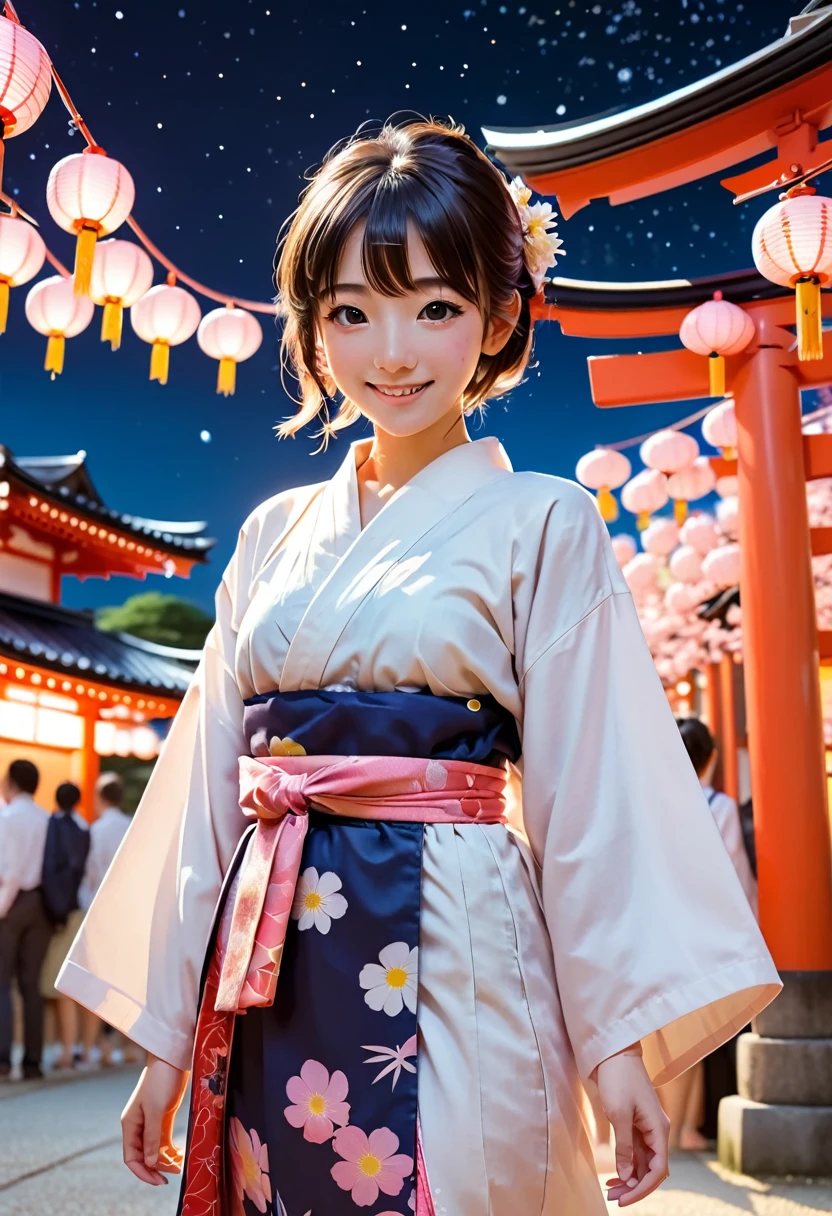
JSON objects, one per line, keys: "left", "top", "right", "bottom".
{"left": 738, "top": 1033, "right": 832, "bottom": 1106}
{"left": 718, "top": 1093, "right": 832, "bottom": 1176}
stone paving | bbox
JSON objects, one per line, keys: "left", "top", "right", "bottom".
{"left": 0, "top": 1067, "right": 830, "bottom": 1215}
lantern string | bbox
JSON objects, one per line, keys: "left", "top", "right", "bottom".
{"left": 596, "top": 403, "right": 716, "bottom": 452}
{"left": 4, "top": 0, "right": 278, "bottom": 316}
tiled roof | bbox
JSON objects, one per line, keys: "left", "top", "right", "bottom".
{"left": 0, "top": 592, "right": 200, "bottom": 697}
{"left": 1, "top": 446, "right": 216, "bottom": 559}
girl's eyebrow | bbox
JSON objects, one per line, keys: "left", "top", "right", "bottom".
{"left": 329, "top": 275, "right": 450, "bottom": 295}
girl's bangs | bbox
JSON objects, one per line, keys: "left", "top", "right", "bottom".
{"left": 310, "top": 172, "right": 483, "bottom": 305}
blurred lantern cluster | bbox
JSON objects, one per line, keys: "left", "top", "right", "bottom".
{"left": 0, "top": 9, "right": 270, "bottom": 394}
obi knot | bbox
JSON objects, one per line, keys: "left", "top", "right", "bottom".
{"left": 239, "top": 756, "right": 312, "bottom": 820}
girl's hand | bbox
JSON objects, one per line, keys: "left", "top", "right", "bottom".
{"left": 593, "top": 1043, "right": 670, "bottom": 1207}
{"left": 121, "top": 1054, "right": 189, "bottom": 1185}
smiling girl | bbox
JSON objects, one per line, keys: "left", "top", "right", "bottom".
{"left": 57, "top": 119, "right": 779, "bottom": 1216}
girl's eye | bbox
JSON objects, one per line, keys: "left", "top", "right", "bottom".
{"left": 328, "top": 305, "right": 367, "bottom": 327}
{"left": 420, "top": 299, "right": 464, "bottom": 322}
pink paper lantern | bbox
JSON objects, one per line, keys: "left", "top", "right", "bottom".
{"left": 641, "top": 517, "right": 679, "bottom": 558}
{"left": 24, "top": 274, "right": 94, "bottom": 377}
{"left": 0, "top": 17, "right": 51, "bottom": 144}
{"left": 669, "top": 544, "right": 704, "bottom": 585}
{"left": 702, "top": 542, "right": 741, "bottom": 589}
{"left": 702, "top": 399, "right": 737, "bottom": 460}
{"left": 680, "top": 513, "right": 720, "bottom": 556}
{"left": 752, "top": 191, "right": 832, "bottom": 362}
{"left": 91, "top": 238, "right": 154, "bottom": 351}
{"left": 665, "top": 583, "right": 699, "bottom": 615}
{"left": 717, "top": 496, "right": 739, "bottom": 539}
{"left": 666, "top": 456, "right": 717, "bottom": 524}
{"left": 0, "top": 215, "right": 46, "bottom": 334}
{"left": 130, "top": 283, "right": 201, "bottom": 385}
{"left": 610, "top": 534, "right": 637, "bottom": 569}
{"left": 679, "top": 291, "right": 755, "bottom": 395}
{"left": 640, "top": 429, "right": 699, "bottom": 476}
{"left": 196, "top": 306, "right": 263, "bottom": 397}
{"left": 46, "top": 150, "right": 136, "bottom": 296}
{"left": 716, "top": 475, "right": 738, "bottom": 499}
{"left": 623, "top": 552, "right": 661, "bottom": 596}
{"left": 621, "top": 469, "right": 669, "bottom": 531}
{"left": 575, "top": 448, "right": 632, "bottom": 523}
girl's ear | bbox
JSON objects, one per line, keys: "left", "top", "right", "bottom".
{"left": 482, "top": 289, "right": 522, "bottom": 356}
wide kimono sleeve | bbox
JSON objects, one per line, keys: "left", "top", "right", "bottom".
{"left": 56, "top": 518, "right": 260, "bottom": 1072}
{"left": 514, "top": 480, "right": 781, "bottom": 1087}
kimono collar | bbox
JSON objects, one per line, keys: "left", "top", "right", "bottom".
{"left": 329, "top": 435, "right": 514, "bottom": 541}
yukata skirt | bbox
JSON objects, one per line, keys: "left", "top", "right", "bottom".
{"left": 177, "top": 689, "right": 521, "bottom": 1216}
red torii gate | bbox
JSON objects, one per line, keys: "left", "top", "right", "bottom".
{"left": 485, "top": 5, "right": 832, "bottom": 976}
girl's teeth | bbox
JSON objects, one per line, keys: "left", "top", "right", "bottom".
{"left": 377, "top": 384, "right": 425, "bottom": 397}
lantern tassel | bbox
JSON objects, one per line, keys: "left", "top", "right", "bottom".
{"left": 596, "top": 486, "right": 618, "bottom": 523}
{"left": 217, "top": 357, "right": 237, "bottom": 397}
{"left": 74, "top": 225, "right": 99, "bottom": 296}
{"left": 0, "top": 281, "right": 8, "bottom": 335}
{"left": 150, "top": 340, "right": 170, "bottom": 385}
{"left": 636, "top": 511, "right": 650, "bottom": 532}
{"left": 795, "top": 277, "right": 823, "bottom": 362}
{"left": 722, "top": 445, "right": 737, "bottom": 462}
{"left": 674, "top": 498, "right": 688, "bottom": 526}
{"left": 101, "top": 300, "right": 123, "bottom": 350}
{"left": 708, "top": 353, "right": 725, "bottom": 397}
{"left": 45, "top": 334, "right": 65, "bottom": 377}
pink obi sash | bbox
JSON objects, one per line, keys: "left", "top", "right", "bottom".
{"left": 215, "top": 753, "right": 508, "bottom": 1015}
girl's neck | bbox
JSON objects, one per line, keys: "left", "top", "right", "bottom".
{"left": 357, "top": 409, "right": 470, "bottom": 523}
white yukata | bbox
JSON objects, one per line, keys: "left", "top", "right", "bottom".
{"left": 58, "top": 435, "right": 780, "bottom": 1215}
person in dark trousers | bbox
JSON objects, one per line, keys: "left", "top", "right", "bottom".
{"left": 0, "top": 760, "right": 51, "bottom": 1080}
{"left": 40, "top": 782, "right": 90, "bottom": 1070}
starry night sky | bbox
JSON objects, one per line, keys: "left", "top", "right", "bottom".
{"left": 0, "top": 0, "right": 807, "bottom": 613}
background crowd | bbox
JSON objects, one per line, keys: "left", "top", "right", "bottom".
{"left": 0, "top": 761, "right": 137, "bottom": 1080}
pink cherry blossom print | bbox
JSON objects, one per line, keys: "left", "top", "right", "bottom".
{"left": 359, "top": 942, "right": 418, "bottom": 1016}
{"left": 291, "top": 866, "right": 348, "bottom": 934}
{"left": 284, "top": 1058, "right": 350, "bottom": 1143}
{"left": 227, "top": 1118, "right": 272, "bottom": 1215}
{"left": 331, "top": 1125, "right": 414, "bottom": 1207}
{"left": 362, "top": 1035, "right": 417, "bottom": 1089}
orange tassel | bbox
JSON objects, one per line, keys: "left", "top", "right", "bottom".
{"left": 674, "top": 498, "right": 688, "bottom": 526}
{"left": 0, "top": 280, "right": 8, "bottom": 335}
{"left": 150, "top": 340, "right": 170, "bottom": 385}
{"left": 45, "top": 334, "right": 65, "bottom": 377}
{"left": 101, "top": 300, "right": 123, "bottom": 350}
{"left": 596, "top": 486, "right": 618, "bottom": 523}
{"left": 217, "top": 357, "right": 237, "bottom": 396}
{"left": 637, "top": 511, "right": 650, "bottom": 532}
{"left": 74, "top": 225, "right": 98, "bottom": 296}
{"left": 795, "top": 277, "right": 823, "bottom": 361}
{"left": 708, "top": 353, "right": 725, "bottom": 397}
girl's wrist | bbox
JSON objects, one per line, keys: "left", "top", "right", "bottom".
{"left": 591, "top": 1040, "right": 643, "bottom": 1083}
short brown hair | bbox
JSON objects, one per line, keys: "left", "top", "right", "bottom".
{"left": 274, "top": 117, "right": 537, "bottom": 443}
{"left": 96, "top": 771, "right": 124, "bottom": 807}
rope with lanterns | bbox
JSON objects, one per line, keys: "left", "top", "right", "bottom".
{"left": 0, "top": 3, "right": 271, "bottom": 394}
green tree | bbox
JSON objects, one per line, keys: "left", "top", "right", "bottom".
{"left": 96, "top": 591, "right": 214, "bottom": 649}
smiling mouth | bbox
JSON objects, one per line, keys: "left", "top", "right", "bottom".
{"left": 368, "top": 381, "right": 433, "bottom": 399}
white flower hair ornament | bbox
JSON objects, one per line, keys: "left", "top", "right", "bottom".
{"left": 506, "top": 175, "right": 565, "bottom": 291}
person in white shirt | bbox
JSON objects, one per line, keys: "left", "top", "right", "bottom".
{"left": 0, "top": 760, "right": 51, "bottom": 1080}
{"left": 657, "top": 717, "right": 759, "bottom": 1152}
{"left": 77, "top": 772, "right": 132, "bottom": 1066}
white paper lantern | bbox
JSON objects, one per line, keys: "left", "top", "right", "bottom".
{"left": 25, "top": 274, "right": 94, "bottom": 377}
{"left": 130, "top": 283, "right": 201, "bottom": 385}
{"left": 640, "top": 429, "right": 699, "bottom": 475}
{"left": 196, "top": 306, "right": 263, "bottom": 396}
{"left": 666, "top": 457, "right": 717, "bottom": 524}
{"left": 702, "top": 399, "right": 737, "bottom": 460}
{"left": 0, "top": 17, "right": 52, "bottom": 146}
{"left": 669, "top": 544, "right": 704, "bottom": 585}
{"left": 575, "top": 448, "right": 632, "bottom": 522}
{"left": 91, "top": 238, "right": 154, "bottom": 350}
{"left": 132, "top": 725, "right": 160, "bottom": 760}
{"left": 702, "top": 542, "right": 741, "bottom": 589}
{"left": 716, "top": 475, "right": 738, "bottom": 499}
{"left": 621, "top": 469, "right": 669, "bottom": 530}
{"left": 717, "top": 495, "right": 739, "bottom": 539}
{"left": 623, "top": 552, "right": 662, "bottom": 597}
{"left": 679, "top": 292, "right": 755, "bottom": 395}
{"left": 752, "top": 191, "right": 832, "bottom": 362}
{"left": 0, "top": 215, "right": 45, "bottom": 333}
{"left": 46, "top": 150, "right": 136, "bottom": 296}
{"left": 610, "top": 534, "right": 637, "bottom": 569}
{"left": 641, "top": 517, "right": 679, "bottom": 558}
{"left": 680, "top": 513, "right": 720, "bottom": 556}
